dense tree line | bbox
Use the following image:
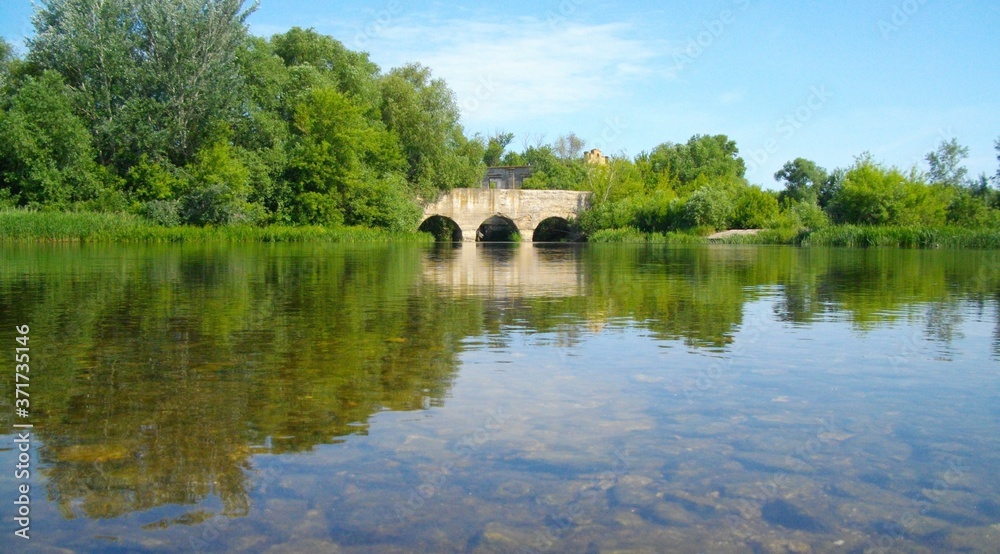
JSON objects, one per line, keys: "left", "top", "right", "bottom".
{"left": 484, "top": 131, "right": 1000, "bottom": 237}
{"left": 1, "top": 0, "right": 997, "bottom": 237}
{"left": 0, "top": 0, "right": 485, "bottom": 231}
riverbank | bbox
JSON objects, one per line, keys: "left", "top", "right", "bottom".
{"left": 588, "top": 225, "right": 1000, "bottom": 248}
{"left": 0, "top": 210, "right": 433, "bottom": 243}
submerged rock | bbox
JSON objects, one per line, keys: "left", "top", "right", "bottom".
{"left": 760, "top": 499, "right": 826, "bottom": 533}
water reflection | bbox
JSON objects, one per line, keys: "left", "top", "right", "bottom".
{"left": 0, "top": 243, "right": 997, "bottom": 552}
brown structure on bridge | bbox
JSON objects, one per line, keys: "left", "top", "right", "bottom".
{"left": 481, "top": 166, "right": 533, "bottom": 190}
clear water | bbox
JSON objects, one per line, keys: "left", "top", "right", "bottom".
{"left": 1, "top": 243, "right": 998, "bottom": 553}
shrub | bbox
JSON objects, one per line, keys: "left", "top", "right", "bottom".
{"left": 683, "top": 186, "right": 732, "bottom": 230}
{"left": 731, "top": 186, "right": 779, "bottom": 229}
{"left": 140, "top": 200, "right": 181, "bottom": 227}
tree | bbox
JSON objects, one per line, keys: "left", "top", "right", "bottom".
{"left": 731, "top": 186, "right": 779, "bottom": 229}
{"left": 775, "top": 158, "right": 827, "bottom": 205}
{"left": 0, "top": 71, "right": 106, "bottom": 207}
{"left": 829, "top": 154, "right": 947, "bottom": 226}
{"left": 647, "top": 135, "right": 746, "bottom": 193}
{"left": 994, "top": 137, "right": 1000, "bottom": 187}
{"left": 553, "top": 133, "right": 586, "bottom": 160}
{"left": 683, "top": 186, "right": 733, "bottom": 230}
{"left": 0, "top": 39, "right": 14, "bottom": 91}
{"left": 482, "top": 131, "right": 514, "bottom": 167}
{"left": 29, "top": 0, "right": 259, "bottom": 169}
{"left": 379, "top": 63, "right": 481, "bottom": 194}
{"left": 270, "top": 27, "right": 381, "bottom": 115}
{"left": 286, "top": 86, "right": 405, "bottom": 226}
{"left": 926, "top": 138, "right": 969, "bottom": 188}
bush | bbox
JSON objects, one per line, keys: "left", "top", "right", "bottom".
{"left": 344, "top": 173, "right": 422, "bottom": 232}
{"left": 140, "top": 200, "right": 181, "bottom": 227}
{"left": 180, "top": 185, "right": 241, "bottom": 226}
{"left": 731, "top": 186, "right": 779, "bottom": 229}
{"left": 293, "top": 191, "right": 344, "bottom": 227}
{"left": 829, "top": 155, "right": 948, "bottom": 227}
{"left": 683, "top": 186, "right": 732, "bottom": 230}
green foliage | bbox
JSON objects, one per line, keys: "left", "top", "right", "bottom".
{"left": 926, "top": 138, "right": 969, "bottom": 188}
{"left": 804, "top": 225, "right": 1000, "bottom": 249}
{"left": 784, "top": 200, "right": 831, "bottom": 230}
{"left": 829, "top": 154, "right": 948, "bottom": 227}
{"left": 520, "top": 145, "right": 589, "bottom": 191}
{"left": 683, "top": 186, "right": 733, "bottom": 230}
{"left": 379, "top": 63, "right": 482, "bottom": 194}
{"left": 140, "top": 200, "right": 181, "bottom": 227}
{"left": 293, "top": 191, "right": 343, "bottom": 228}
{"left": 731, "top": 186, "right": 779, "bottom": 229}
{"left": 30, "top": 0, "right": 259, "bottom": 169}
{"left": 646, "top": 134, "right": 746, "bottom": 193}
{"left": 0, "top": 208, "right": 433, "bottom": 243}
{"left": 0, "top": 71, "right": 106, "bottom": 207}
{"left": 344, "top": 173, "right": 422, "bottom": 232}
{"left": 946, "top": 189, "right": 999, "bottom": 228}
{"left": 126, "top": 156, "right": 186, "bottom": 201}
{"left": 482, "top": 131, "right": 514, "bottom": 167}
{"left": 775, "top": 158, "right": 827, "bottom": 205}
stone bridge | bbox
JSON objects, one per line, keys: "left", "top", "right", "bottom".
{"left": 420, "top": 188, "right": 592, "bottom": 242}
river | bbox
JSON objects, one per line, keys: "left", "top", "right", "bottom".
{"left": 1, "top": 243, "right": 998, "bottom": 552}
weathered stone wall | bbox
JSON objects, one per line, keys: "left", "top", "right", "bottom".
{"left": 422, "top": 188, "right": 592, "bottom": 242}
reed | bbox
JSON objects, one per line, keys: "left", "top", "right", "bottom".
{"left": 803, "top": 225, "right": 1000, "bottom": 249}
{"left": 0, "top": 210, "right": 434, "bottom": 244}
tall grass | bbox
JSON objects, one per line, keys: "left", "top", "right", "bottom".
{"left": 588, "top": 227, "right": 705, "bottom": 244}
{"left": 803, "top": 225, "right": 1000, "bottom": 249}
{"left": 587, "top": 224, "right": 1000, "bottom": 249}
{"left": 0, "top": 209, "right": 434, "bottom": 244}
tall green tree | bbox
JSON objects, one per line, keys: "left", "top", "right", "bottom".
{"left": 0, "top": 71, "right": 106, "bottom": 207}
{"left": 994, "top": 137, "right": 1000, "bottom": 187}
{"left": 29, "top": 0, "right": 258, "bottom": 169}
{"left": 286, "top": 86, "right": 405, "bottom": 227}
{"left": 482, "top": 131, "right": 514, "bottom": 167}
{"left": 775, "top": 158, "right": 827, "bottom": 205}
{"left": 829, "top": 154, "right": 948, "bottom": 226}
{"left": 647, "top": 134, "right": 746, "bottom": 193}
{"left": 926, "top": 138, "right": 969, "bottom": 188}
{"left": 379, "top": 63, "right": 482, "bottom": 195}
{"left": 270, "top": 27, "right": 380, "bottom": 114}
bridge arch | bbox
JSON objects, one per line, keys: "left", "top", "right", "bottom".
{"left": 477, "top": 215, "right": 520, "bottom": 242}
{"left": 532, "top": 217, "right": 574, "bottom": 242}
{"left": 419, "top": 215, "right": 463, "bottom": 242}
{"left": 420, "top": 189, "right": 592, "bottom": 242}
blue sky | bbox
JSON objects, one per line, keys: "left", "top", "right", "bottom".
{"left": 3, "top": 0, "right": 999, "bottom": 187}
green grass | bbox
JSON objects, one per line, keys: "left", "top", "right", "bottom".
{"left": 802, "top": 225, "right": 1000, "bottom": 249}
{"left": 588, "top": 227, "right": 705, "bottom": 244}
{"left": 587, "top": 224, "right": 1000, "bottom": 249}
{"left": 0, "top": 209, "right": 434, "bottom": 244}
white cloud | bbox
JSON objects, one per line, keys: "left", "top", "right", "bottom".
{"left": 367, "top": 17, "right": 671, "bottom": 126}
